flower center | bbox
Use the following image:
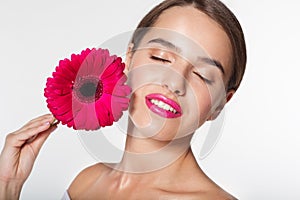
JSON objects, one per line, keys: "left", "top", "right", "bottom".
{"left": 73, "top": 76, "right": 103, "bottom": 103}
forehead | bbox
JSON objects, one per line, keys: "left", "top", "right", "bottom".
{"left": 148, "top": 6, "right": 233, "bottom": 81}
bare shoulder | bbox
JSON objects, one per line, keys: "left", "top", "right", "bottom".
{"left": 175, "top": 163, "right": 238, "bottom": 199}
{"left": 194, "top": 180, "right": 238, "bottom": 200}
{"left": 204, "top": 188, "right": 238, "bottom": 200}
{"left": 182, "top": 183, "right": 237, "bottom": 200}
{"left": 67, "top": 163, "right": 108, "bottom": 198}
{"left": 165, "top": 171, "right": 238, "bottom": 200}
{"left": 193, "top": 177, "right": 238, "bottom": 200}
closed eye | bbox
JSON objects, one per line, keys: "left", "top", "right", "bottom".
{"left": 193, "top": 72, "right": 213, "bottom": 85}
{"left": 150, "top": 56, "right": 171, "bottom": 63}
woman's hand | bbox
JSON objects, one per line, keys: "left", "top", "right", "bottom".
{"left": 0, "top": 114, "right": 57, "bottom": 199}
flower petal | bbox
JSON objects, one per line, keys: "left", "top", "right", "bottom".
{"left": 44, "top": 47, "right": 131, "bottom": 131}
{"left": 84, "top": 103, "right": 100, "bottom": 130}
{"left": 73, "top": 105, "right": 88, "bottom": 130}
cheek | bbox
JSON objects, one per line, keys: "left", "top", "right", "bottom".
{"left": 190, "top": 83, "right": 214, "bottom": 119}
{"left": 208, "top": 82, "right": 227, "bottom": 110}
{"left": 197, "top": 93, "right": 213, "bottom": 120}
{"left": 192, "top": 76, "right": 227, "bottom": 116}
{"left": 129, "top": 89, "right": 152, "bottom": 128}
{"left": 128, "top": 51, "right": 146, "bottom": 70}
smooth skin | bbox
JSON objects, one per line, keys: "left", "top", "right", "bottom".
{"left": 68, "top": 6, "right": 236, "bottom": 200}
{"left": 0, "top": 6, "right": 237, "bottom": 200}
{"left": 0, "top": 114, "right": 57, "bottom": 200}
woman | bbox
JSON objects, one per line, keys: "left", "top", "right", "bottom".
{"left": 0, "top": 0, "right": 246, "bottom": 199}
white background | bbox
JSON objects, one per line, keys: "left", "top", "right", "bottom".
{"left": 0, "top": 0, "right": 300, "bottom": 199}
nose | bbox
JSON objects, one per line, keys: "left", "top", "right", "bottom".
{"left": 162, "top": 62, "right": 187, "bottom": 96}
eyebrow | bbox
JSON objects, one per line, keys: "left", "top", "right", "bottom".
{"left": 148, "top": 38, "right": 181, "bottom": 53}
{"left": 147, "top": 38, "right": 225, "bottom": 75}
{"left": 198, "top": 57, "right": 225, "bottom": 74}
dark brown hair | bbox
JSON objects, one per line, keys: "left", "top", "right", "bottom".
{"left": 131, "top": 0, "right": 247, "bottom": 91}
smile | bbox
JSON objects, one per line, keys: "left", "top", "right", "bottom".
{"left": 145, "top": 93, "right": 182, "bottom": 118}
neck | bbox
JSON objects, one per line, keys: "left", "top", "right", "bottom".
{"left": 108, "top": 126, "right": 194, "bottom": 174}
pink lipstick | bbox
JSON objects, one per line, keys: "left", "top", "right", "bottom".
{"left": 145, "top": 93, "right": 182, "bottom": 118}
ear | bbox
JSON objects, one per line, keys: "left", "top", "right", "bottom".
{"left": 207, "top": 89, "right": 235, "bottom": 121}
{"left": 124, "top": 43, "right": 134, "bottom": 75}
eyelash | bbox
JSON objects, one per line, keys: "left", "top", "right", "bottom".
{"left": 150, "top": 56, "right": 171, "bottom": 63}
{"left": 150, "top": 55, "right": 213, "bottom": 84}
{"left": 193, "top": 72, "right": 213, "bottom": 84}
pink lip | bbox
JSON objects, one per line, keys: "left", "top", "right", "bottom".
{"left": 145, "top": 93, "right": 182, "bottom": 118}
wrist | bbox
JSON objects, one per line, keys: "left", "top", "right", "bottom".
{"left": 0, "top": 179, "right": 23, "bottom": 200}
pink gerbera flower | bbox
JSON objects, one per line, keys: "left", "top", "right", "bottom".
{"left": 44, "top": 48, "right": 131, "bottom": 131}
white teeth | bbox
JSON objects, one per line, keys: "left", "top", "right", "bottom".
{"left": 150, "top": 99, "right": 177, "bottom": 113}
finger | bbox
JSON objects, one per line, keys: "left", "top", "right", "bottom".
{"left": 14, "top": 115, "right": 56, "bottom": 138}
{"left": 5, "top": 120, "right": 52, "bottom": 148}
{"left": 17, "top": 114, "right": 55, "bottom": 133}
{"left": 25, "top": 119, "right": 59, "bottom": 143}
{"left": 27, "top": 114, "right": 53, "bottom": 125}
{"left": 28, "top": 125, "right": 58, "bottom": 156}
{"left": 18, "top": 120, "right": 53, "bottom": 141}
{"left": 0, "top": 124, "right": 57, "bottom": 167}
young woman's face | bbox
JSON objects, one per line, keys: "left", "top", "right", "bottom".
{"left": 126, "top": 6, "right": 234, "bottom": 141}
